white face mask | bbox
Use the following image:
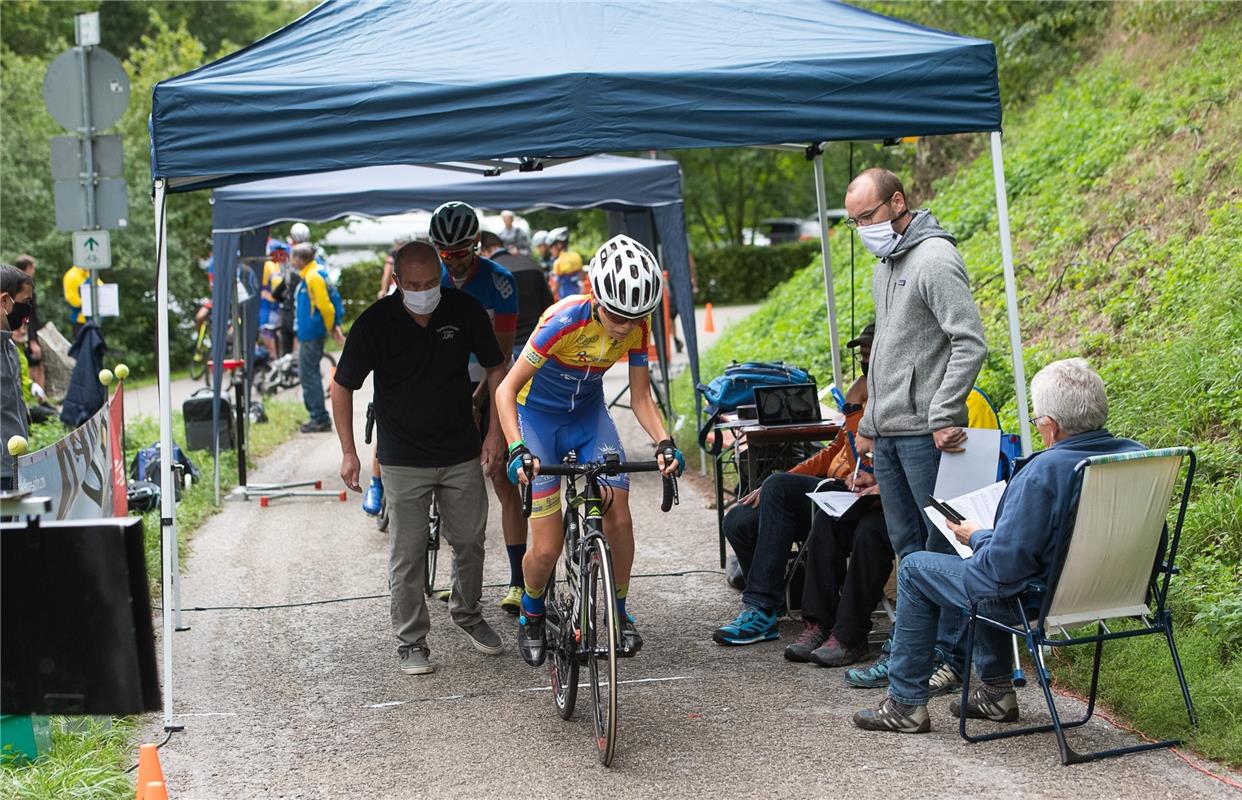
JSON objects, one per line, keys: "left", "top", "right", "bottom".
{"left": 857, "top": 220, "right": 902, "bottom": 259}
{"left": 402, "top": 285, "right": 441, "bottom": 315}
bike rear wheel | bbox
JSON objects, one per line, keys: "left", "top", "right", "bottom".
{"left": 423, "top": 498, "right": 440, "bottom": 597}
{"left": 548, "top": 568, "right": 579, "bottom": 720}
{"left": 586, "top": 536, "right": 619, "bottom": 766}
{"left": 320, "top": 352, "right": 337, "bottom": 400}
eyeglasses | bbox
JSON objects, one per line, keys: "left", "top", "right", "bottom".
{"left": 439, "top": 246, "right": 475, "bottom": 260}
{"left": 598, "top": 305, "right": 642, "bottom": 326}
{"left": 1029, "top": 414, "right": 1048, "bottom": 427}
{"left": 845, "top": 192, "right": 896, "bottom": 229}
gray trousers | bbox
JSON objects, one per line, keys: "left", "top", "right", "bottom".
{"left": 381, "top": 459, "right": 488, "bottom": 653}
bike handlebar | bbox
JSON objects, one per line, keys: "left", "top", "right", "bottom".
{"left": 518, "top": 457, "right": 679, "bottom": 516}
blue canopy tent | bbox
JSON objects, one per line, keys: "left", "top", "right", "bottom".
{"left": 205, "top": 155, "right": 694, "bottom": 491}
{"left": 147, "top": 0, "right": 1029, "bottom": 729}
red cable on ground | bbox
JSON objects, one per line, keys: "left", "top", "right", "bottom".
{"left": 1046, "top": 651, "right": 1242, "bottom": 791}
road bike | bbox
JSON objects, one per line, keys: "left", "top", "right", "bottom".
{"left": 365, "top": 402, "right": 441, "bottom": 595}
{"left": 518, "top": 451, "right": 677, "bottom": 766}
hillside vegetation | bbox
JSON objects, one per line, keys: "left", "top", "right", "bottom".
{"left": 677, "top": 4, "right": 1241, "bottom": 765}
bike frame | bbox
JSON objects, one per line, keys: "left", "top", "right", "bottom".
{"left": 558, "top": 463, "right": 613, "bottom": 663}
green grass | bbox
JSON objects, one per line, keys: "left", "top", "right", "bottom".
{"left": 1, "top": 399, "right": 306, "bottom": 798}
{"left": 0, "top": 718, "right": 136, "bottom": 800}
{"left": 675, "top": 5, "right": 1242, "bottom": 767}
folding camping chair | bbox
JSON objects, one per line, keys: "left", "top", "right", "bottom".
{"left": 958, "top": 447, "right": 1197, "bottom": 765}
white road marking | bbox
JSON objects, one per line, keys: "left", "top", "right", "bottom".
{"left": 364, "top": 675, "right": 692, "bottom": 708}
{"left": 174, "top": 712, "right": 240, "bottom": 717}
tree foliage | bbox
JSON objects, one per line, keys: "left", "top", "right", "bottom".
{"left": 0, "top": 2, "right": 308, "bottom": 374}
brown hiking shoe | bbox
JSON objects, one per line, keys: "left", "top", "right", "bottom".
{"left": 853, "top": 697, "right": 931, "bottom": 733}
{"left": 810, "top": 634, "right": 869, "bottom": 668}
{"left": 784, "top": 622, "right": 827, "bottom": 662}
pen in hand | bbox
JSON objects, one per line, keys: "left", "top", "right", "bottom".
{"left": 851, "top": 450, "right": 870, "bottom": 491}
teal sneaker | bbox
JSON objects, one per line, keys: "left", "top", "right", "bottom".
{"left": 711, "top": 606, "right": 778, "bottom": 646}
{"left": 844, "top": 650, "right": 890, "bottom": 688}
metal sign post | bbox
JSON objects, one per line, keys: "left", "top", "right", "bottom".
{"left": 44, "top": 10, "right": 130, "bottom": 326}
{"left": 76, "top": 23, "right": 100, "bottom": 324}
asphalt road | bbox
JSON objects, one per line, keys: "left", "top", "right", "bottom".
{"left": 138, "top": 317, "right": 1236, "bottom": 799}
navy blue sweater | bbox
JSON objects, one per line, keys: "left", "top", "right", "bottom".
{"left": 964, "top": 429, "right": 1144, "bottom": 602}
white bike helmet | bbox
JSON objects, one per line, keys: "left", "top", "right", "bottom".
{"left": 589, "top": 235, "right": 664, "bottom": 320}
{"left": 531, "top": 230, "right": 549, "bottom": 247}
{"left": 429, "top": 201, "right": 480, "bottom": 249}
{"left": 547, "top": 226, "right": 570, "bottom": 244}
{"left": 289, "top": 222, "right": 311, "bottom": 243}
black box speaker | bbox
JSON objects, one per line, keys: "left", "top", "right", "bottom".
{"left": 1, "top": 516, "right": 160, "bottom": 715}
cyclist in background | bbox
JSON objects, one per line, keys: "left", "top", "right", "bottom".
{"left": 495, "top": 235, "right": 684, "bottom": 667}
{"left": 260, "top": 241, "right": 289, "bottom": 355}
{"left": 422, "top": 202, "right": 530, "bottom": 614}
{"left": 548, "top": 227, "right": 583, "bottom": 300}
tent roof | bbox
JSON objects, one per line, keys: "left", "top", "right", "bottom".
{"left": 152, "top": 0, "right": 1000, "bottom": 192}
{"left": 211, "top": 155, "right": 682, "bottom": 231}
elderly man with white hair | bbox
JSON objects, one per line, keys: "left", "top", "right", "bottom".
{"left": 853, "top": 358, "right": 1144, "bottom": 734}
{"left": 497, "top": 210, "right": 529, "bottom": 255}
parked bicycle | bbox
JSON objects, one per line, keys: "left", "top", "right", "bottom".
{"left": 255, "top": 347, "right": 336, "bottom": 400}
{"left": 517, "top": 451, "right": 677, "bottom": 766}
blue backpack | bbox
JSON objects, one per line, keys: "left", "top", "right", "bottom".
{"left": 697, "top": 361, "right": 813, "bottom": 454}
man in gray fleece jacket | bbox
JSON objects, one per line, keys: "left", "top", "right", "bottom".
{"left": 843, "top": 168, "right": 987, "bottom": 691}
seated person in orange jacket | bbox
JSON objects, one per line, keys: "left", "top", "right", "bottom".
{"left": 713, "top": 326, "right": 885, "bottom": 656}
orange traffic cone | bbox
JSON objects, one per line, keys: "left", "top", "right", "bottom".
{"left": 144, "top": 781, "right": 169, "bottom": 800}
{"left": 135, "top": 744, "right": 165, "bottom": 800}
{"left": 703, "top": 302, "right": 716, "bottom": 334}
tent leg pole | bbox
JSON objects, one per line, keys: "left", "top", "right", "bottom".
{"left": 989, "top": 132, "right": 1032, "bottom": 456}
{"left": 154, "top": 179, "right": 183, "bottom": 732}
{"left": 813, "top": 149, "right": 844, "bottom": 391}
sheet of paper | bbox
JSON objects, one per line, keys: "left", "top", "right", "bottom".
{"left": 806, "top": 491, "right": 862, "bottom": 518}
{"left": 923, "top": 480, "right": 1006, "bottom": 559}
{"left": 933, "top": 427, "right": 1002, "bottom": 500}
{"left": 80, "top": 283, "right": 119, "bottom": 317}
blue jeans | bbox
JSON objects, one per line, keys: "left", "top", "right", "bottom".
{"left": 887, "top": 551, "right": 1015, "bottom": 706}
{"left": 298, "top": 336, "right": 330, "bottom": 425}
{"left": 873, "top": 434, "right": 967, "bottom": 673}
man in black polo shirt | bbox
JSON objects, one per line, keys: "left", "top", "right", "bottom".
{"left": 332, "top": 241, "right": 507, "bottom": 675}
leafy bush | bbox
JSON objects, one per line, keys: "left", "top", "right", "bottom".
{"left": 693, "top": 241, "right": 822, "bottom": 305}
{"left": 333, "top": 256, "right": 385, "bottom": 327}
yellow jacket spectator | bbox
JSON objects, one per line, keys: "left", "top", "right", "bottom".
{"left": 296, "top": 259, "right": 336, "bottom": 339}
{"left": 63, "top": 265, "right": 105, "bottom": 332}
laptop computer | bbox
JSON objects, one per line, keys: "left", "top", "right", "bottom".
{"left": 753, "top": 382, "right": 822, "bottom": 427}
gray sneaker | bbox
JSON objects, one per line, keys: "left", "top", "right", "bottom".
{"left": 928, "top": 660, "right": 962, "bottom": 697}
{"left": 950, "top": 684, "right": 1020, "bottom": 722}
{"left": 399, "top": 646, "right": 434, "bottom": 675}
{"left": 461, "top": 619, "right": 504, "bottom": 655}
{"left": 852, "top": 697, "right": 931, "bottom": 733}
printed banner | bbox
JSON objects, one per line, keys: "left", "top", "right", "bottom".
{"left": 17, "top": 391, "right": 118, "bottom": 520}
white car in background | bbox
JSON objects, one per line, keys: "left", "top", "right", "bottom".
{"left": 320, "top": 210, "right": 524, "bottom": 270}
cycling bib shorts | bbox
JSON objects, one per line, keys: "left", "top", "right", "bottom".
{"left": 518, "top": 401, "right": 628, "bottom": 519}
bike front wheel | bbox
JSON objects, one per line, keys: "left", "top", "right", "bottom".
{"left": 547, "top": 569, "right": 579, "bottom": 721}
{"left": 586, "top": 536, "right": 619, "bottom": 766}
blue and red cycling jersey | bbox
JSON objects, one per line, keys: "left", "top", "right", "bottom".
{"left": 441, "top": 256, "right": 517, "bottom": 381}
{"left": 516, "top": 294, "right": 649, "bottom": 415}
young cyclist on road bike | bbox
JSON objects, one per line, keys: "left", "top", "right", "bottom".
{"left": 495, "top": 234, "right": 685, "bottom": 667}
